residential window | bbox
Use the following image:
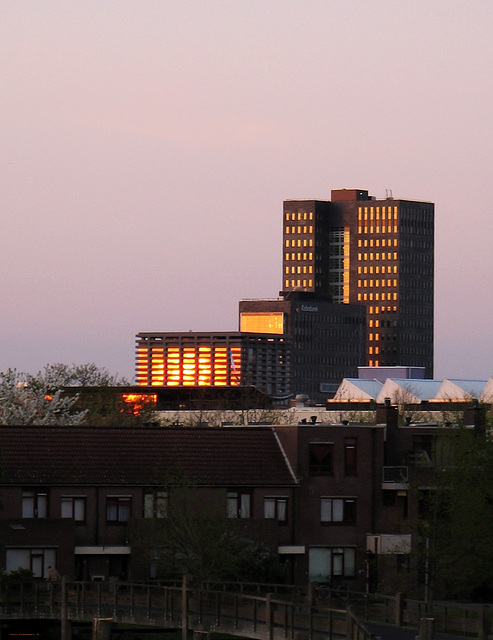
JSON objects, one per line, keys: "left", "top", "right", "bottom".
{"left": 309, "top": 443, "right": 334, "bottom": 475}
{"left": 22, "top": 490, "right": 48, "bottom": 518}
{"left": 264, "top": 497, "right": 288, "bottom": 523}
{"left": 106, "top": 496, "right": 131, "bottom": 523}
{"left": 321, "top": 498, "right": 356, "bottom": 524}
{"left": 227, "top": 491, "right": 251, "bottom": 518}
{"left": 144, "top": 490, "right": 168, "bottom": 518}
{"left": 61, "top": 496, "right": 86, "bottom": 522}
{"left": 309, "top": 547, "right": 355, "bottom": 582}
{"left": 6, "top": 548, "right": 56, "bottom": 579}
{"left": 345, "top": 438, "right": 357, "bottom": 475}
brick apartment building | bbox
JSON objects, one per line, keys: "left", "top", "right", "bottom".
{"left": 0, "top": 406, "right": 471, "bottom": 593}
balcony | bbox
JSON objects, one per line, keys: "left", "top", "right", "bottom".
{"left": 367, "top": 533, "right": 411, "bottom": 554}
{"left": 382, "top": 466, "right": 409, "bottom": 490}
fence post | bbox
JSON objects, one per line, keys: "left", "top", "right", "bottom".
{"left": 61, "top": 577, "right": 72, "bottom": 640}
{"left": 266, "top": 593, "right": 273, "bottom": 640}
{"left": 92, "top": 618, "right": 112, "bottom": 640}
{"left": 395, "top": 592, "right": 404, "bottom": 626}
{"left": 345, "top": 606, "right": 353, "bottom": 640}
{"left": 478, "top": 604, "right": 489, "bottom": 640}
{"left": 418, "top": 617, "right": 435, "bottom": 640}
{"left": 182, "top": 574, "right": 190, "bottom": 640}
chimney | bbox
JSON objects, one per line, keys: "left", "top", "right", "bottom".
{"left": 463, "top": 400, "right": 486, "bottom": 437}
{"left": 376, "top": 398, "right": 398, "bottom": 429}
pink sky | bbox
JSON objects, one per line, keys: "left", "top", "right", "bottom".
{"left": 2, "top": 2, "right": 493, "bottom": 381}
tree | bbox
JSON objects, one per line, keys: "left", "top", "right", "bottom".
{"left": 0, "top": 368, "right": 86, "bottom": 425}
{"left": 129, "top": 483, "right": 286, "bottom": 585}
{"left": 416, "top": 421, "right": 493, "bottom": 601}
{"left": 0, "top": 363, "right": 131, "bottom": 426}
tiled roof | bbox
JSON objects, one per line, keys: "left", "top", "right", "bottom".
{"left": 0, "top": 426, "right": 297, "bottom": 487}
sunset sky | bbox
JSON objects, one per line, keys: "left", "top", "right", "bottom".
{"left": 2, "top": 2, "right": 493, "bottom": 381}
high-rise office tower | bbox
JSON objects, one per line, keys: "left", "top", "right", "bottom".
{"left": 282, "top": 189, "right": 434, "bottom": 376}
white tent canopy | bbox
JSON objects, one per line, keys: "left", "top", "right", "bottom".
{"left": 332, "top": 378, "right": 383, "bottom": 401}
{"left": 480, "top": 379, "right": 493, "bottom": 403}
{"left": 376, "top": 379, "right": 442, "bottom": 404}
{"left": 435, "top": 379, "right": 488, "bottom": 401}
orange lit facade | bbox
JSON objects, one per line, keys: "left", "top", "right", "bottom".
{"left": 136, "top": 332, "right": 290, "bottom": 397}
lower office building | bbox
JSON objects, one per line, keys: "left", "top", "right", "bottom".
{"left": 239, "top": 292, "right": 366, "bottom": 403}
{"left": 135, "top": 331, "right": 290, "bottom": 397}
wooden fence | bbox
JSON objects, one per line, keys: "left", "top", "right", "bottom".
{"left": 0, "top": 579, "right": 374, "bottom": 640}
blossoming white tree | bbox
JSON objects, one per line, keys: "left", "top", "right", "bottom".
{"left": 0, "top": 364, "right": 129, "bottom": 425}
